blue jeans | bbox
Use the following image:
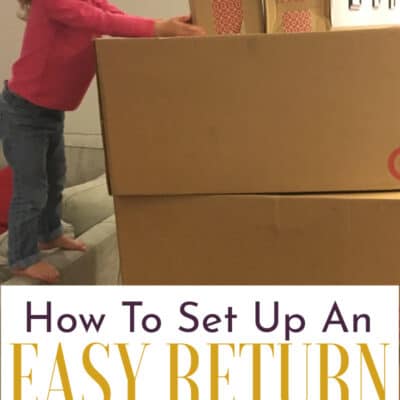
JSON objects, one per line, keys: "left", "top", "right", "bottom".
{"left": 0, "top": 83, "right": 65, "bottom": 268}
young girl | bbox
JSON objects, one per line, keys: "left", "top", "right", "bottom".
{"left": 0, "top": 0, "right": 205, "bottom": 283}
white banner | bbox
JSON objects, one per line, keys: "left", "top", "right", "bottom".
{"left": 331, "top": 0, "right": 400, "bottom": 28}
{"left": 1, "top": 286, "right": 398, "bottom": 399}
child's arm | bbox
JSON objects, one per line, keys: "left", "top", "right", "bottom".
{"left": 41, "top": 0, "right": 205, "bottom": 37}
{"left": 41, "top": 0, "right": 155, "bottom": 37}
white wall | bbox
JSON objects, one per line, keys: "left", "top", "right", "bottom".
{"left": 0, "top": 0, "right": 189, "bottom": 134}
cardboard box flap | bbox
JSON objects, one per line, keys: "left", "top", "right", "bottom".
{"left": 96, "top": 29, "right": 400, "bottom": 196}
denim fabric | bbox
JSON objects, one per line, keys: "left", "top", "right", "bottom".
{"left": 0, "top": 83, "right": 65, "bottom": 268}
{"left": 0, "top": 91, "right": 8, "bottom": 141}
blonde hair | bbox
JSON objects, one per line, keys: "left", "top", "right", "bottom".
{"left": 17, "top": 0, "right": 31, "bottom": 20}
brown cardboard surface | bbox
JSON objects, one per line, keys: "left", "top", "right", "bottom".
{"left": 189, "top": 0, "right": 265, "bottom": 35}
{"left": 96, "top": 28, "right": 400, "bottom": 195}
{"left": 114, "top": 193, "right": 400, "bottom": 285}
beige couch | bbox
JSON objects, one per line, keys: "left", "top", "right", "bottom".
{"left": 0, "top": 133, "right": 120, "bottom": 285}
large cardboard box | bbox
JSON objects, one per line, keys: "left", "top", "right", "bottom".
{"left": 96, "top": 29, "right": 400, "bottom": 195}
{"left": 189, "top": 0, "right": 265, "bottom": 34}
{"left": 114, "top": 193, "right": 400, "bottom": 285}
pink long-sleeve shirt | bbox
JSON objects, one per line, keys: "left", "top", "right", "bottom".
{"left": 8, "top": 0, "right": 155, "bottom": 111}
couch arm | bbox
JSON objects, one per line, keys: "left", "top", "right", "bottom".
{"left": 62, "top": 174, "right": 114, "bottom": 237}
{"left": 2, "top": 215, "right": 119, "bottom": 285}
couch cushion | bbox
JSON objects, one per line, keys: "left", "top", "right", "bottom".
{"left": 62, "top": 174, "right": 114, "bottom": 237}
{"left": 0, "top": 231, "right": 8, "bottom": 265}
{"left": 0, "top": 221, "right": 74, "bottom": 267}
{"left": 0, "top": 174, "right": 112, "bottom": 262}
{"left": 0, "top": 166, "right": 12, "bottom": 234}
{"left": 1, "top": 215, "right": 118, "bottom": 285}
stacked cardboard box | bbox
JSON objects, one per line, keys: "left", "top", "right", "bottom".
{"left": 189, "top": 0, "right": 330, "bottom": 35}
{"left": 189, "top": 0, "right": 265, "bottom": 34}
{"left": 95, "top": 28, "right": 400, "bottom": 284}
{"left": 190, "top": 0, "right": 400, "bottom": 35}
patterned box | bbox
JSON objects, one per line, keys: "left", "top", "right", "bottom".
{"left": 189, "top": 0, "right": 265, "bottom": 35}
{"left": 266, "top": 0, "right": 330, "bottom": 33}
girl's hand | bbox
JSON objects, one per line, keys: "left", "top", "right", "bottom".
{"left": 154, "top": 16, "right": 206, "bottom": 37}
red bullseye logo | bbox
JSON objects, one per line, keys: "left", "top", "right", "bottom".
{"left": 388, "top": 148, "right": 400, "bottom": 180}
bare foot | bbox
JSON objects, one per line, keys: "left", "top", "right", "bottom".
{"left": 12, "top": 261, "right": 60, "bottom": 284}
{"left": 39, "top": 235, "right": 87, "bottom": 252}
